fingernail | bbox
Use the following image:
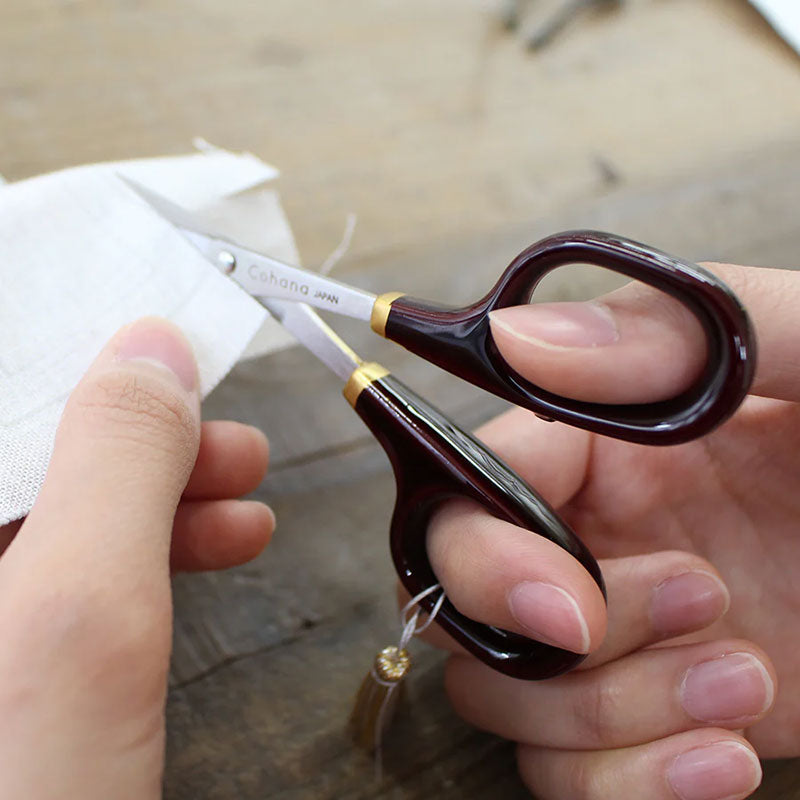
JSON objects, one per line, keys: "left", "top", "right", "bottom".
{"left": 667, "top": 741, "right": 762, "bottom": 800}
{"left": 508, "top": 581, "right": 590, "bottom": 653}
{"left": 490, "top": 302, "right": 618, "bottom": 349}
{"left": 115, "top": 318, "right": 198, "bottom": 393}
{"left": 651, "top": 571, "right": 730, "bottom": 636}
{"left": 681, "top": 653, "right": 774, "bottom": 723}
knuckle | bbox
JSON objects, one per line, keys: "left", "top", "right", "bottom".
{"left": 564, "top": 759, "right": 606, "bottom": 800}
{"left": 71, "top": 369, "right": 197, "bottom": 457}
{"left": 427, "top": 504, "right": 472, "bottom": 585}
{"left": 640, "top": 550, "right": 721, "bottom": 584}
{"left": 610, "top": 280, "right": 704, "bottom": 350}
{"left": 517, "top": 746, "right": 609, "bottom": 800}
{"left": 429, "top": 506, "right": 502, "bottom": 613}
{"left": 574, "top": 678, "right": 625, "bottom": 749}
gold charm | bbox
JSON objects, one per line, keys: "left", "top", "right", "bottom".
{"left": 349, "top": 645, "right": 411, "bottom": 751}
{"left": 349, "top": 583, "right": 444, "bottom": 771}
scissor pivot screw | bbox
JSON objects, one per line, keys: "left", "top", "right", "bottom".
{"left": 218, "top": 250, "right": 236, "bottom": 274}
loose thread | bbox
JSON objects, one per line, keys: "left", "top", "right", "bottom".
{"left": 319, "top": 213, "right": 357, "bottom": 276}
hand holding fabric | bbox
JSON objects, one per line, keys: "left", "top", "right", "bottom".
{"left": 0, "top": 318, "right": 273, "bottom": 800}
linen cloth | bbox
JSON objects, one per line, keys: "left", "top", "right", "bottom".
{"left": 0, "top": 148, "right": 299, "bottom": 524}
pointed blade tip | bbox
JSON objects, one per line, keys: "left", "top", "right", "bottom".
{"left": 115, "top": 173, "right": 205, "bottom": 234}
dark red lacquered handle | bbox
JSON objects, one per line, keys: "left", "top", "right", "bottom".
{"left": 352, "top": 372, "right": 605, "bottom": 680}
{"left": 383, "top": 230, "right": 756, "bottom": 445}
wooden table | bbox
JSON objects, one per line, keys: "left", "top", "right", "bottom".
{"left": 3, "top": 1, "right": 800, "bottom": 796}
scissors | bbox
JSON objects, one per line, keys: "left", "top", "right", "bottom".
{"left": 125, "top": 183, "right": 754, "bottom": 447}
{"left": 125, "top": 181, "right": 756, "bottom": 680}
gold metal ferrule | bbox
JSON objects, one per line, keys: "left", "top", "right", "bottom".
{"left": 343, "top": 362, "right": 390, "bottom": 407}
{"left": 370, "top": 291, "right": 405, "bottom": 337}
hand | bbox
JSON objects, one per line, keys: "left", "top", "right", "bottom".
{"left": 0, "top": 318, "right": 273, "bottom": 800}
{"left": 418, "top": 263, "right": 800, "bottom": 800}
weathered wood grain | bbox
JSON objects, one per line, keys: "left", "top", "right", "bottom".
{"left": 3, "top": 1, "right": 800, "bottom": 267}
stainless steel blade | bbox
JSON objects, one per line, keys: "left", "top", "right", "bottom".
{"left": 120, "top": 175, "right": 377, "bottom": 322}
{"left": 261, "top": 298, "right": 362, "bottom": 382}
{"left": 202, "top": 237, "right": 376, "bottom": 321}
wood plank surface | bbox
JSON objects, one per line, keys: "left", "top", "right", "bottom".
{"left": 184, "top": 152, "right": 800, "bottom": 800}
{"left": 2, "top": 0, "right": 800, "bottom": 797}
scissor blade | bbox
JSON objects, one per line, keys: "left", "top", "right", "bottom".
{"left": 261, "top": 298, "right": 361, "bottom": 382}
{"left": 118, "top": 175, "right": 226, "bottom": 238}
{"left": 120, "top": 176, "right": 377, "bottom": 322}
{"left": 201, "top": 237, "right": 376, "bottom": 321}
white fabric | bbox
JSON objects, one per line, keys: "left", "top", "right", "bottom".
{"left": 750, "top": 0, "right": 800, "bottom": 55}
{"left": 0, "top": 149, "right": 298, "bottom": 525}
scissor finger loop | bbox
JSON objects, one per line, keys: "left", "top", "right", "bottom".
{"left": 373, "top": 231, "right": 756, "bottom": 445}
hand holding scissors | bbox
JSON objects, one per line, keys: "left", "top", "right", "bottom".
{"left": 421, "top": 257, "right": 800, "bottom": 800}
{"left": 126, "top": 181, "right": 755, "bottom": 681}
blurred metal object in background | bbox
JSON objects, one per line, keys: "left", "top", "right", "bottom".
{"left": 503, "top": 0, "right": 624, "bottom": 51}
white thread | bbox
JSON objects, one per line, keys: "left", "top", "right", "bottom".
{"left": 319, "top": 213, "right": 357, "bottom": 275}
{"left": 192, "top": 137, "right": 221, "bottom": 154}
{"left": 369, "top": 666, "right": 400, "bottom": 688}
{"left": 398, "top": 583, "right": 445, "bottom": 650}
{"left": 373, "top": 583, "right": 445, "bottom": 780}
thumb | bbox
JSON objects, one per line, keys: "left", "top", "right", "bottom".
{"left": 0, "top": 321, "right": 200, "bottom": 798}
{"left": 489, "top": 263, "right": 799, "bottom": 405}
{"left": 19, "top": 317, "right": 201, "bottom": 577}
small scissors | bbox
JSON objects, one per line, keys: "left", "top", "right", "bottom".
{"left": 126, "top": 182, "right": 755, "bottom": 446}
{"left": 126, "top": 181, "right": 756, "bottom": 680}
